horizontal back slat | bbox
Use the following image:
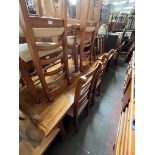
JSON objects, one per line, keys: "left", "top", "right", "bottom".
{"left": 79, "top": 98, "right": 88, "bottom": 108}
{"left": 33, "top": 27, "right": 64, "bottom": 38}
{"left": 41, "top": 52, "right": 63, "bottom": 65}
{"left": 44, "top": 64, "right": 64, "bottom": 76}
{"left": 30, "top": 16, "right": 64, "bottom": 28}
{"left": 36, "top": 41, "right": 62, "bottom": 51}
{"left": 85, "top": 68, "right": 97, "bottom": 79}
{"left": 49, "top": 80, "right": 68, "bottom": 97}
{"left": 84, "top": 42, "right": 91, "bottom": 48}
{"left": 80, "top": 84, "right": 90, "bottom": 96}
{"left": 79, "top": 92, "right": 88, "bottom": 103}
{"left": 86, "top": 26, "right": 96, "bottom": 32}
{"left": 86, "top": 21, "right": 96, "bottom": 27}
{"left": 83, "top": 51, "right": 90, "bottom": 56}
{"left": 81, "top": 77, "right": 92, "bottom": 90}
{"left": 79, "top": 89, "right": 89, "bottom": 101}
{"left": 47, "top": 73, "right": 65, "bottom": 87}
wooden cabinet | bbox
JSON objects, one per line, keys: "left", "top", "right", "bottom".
{"left": 114, "top": 56, "right": 135, "bottom": 155}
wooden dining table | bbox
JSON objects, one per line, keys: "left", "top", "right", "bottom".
{"left": 19, "top": 50, "right": 103, "bottom": 155}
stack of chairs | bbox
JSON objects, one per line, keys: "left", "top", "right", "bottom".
{"left": 30, "top": 0, "right": 103, "bottom": 73}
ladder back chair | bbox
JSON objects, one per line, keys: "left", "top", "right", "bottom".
{"left": 91, "top": 61, "right": 107, "bottom": 105}
{"left": 98, "top": 49, "right": 115, "bottom": 62}
{"left": 37, "top": 0, "right": 103, "bottom": 73}
{"left": 114, "top": 41, "right": 125, "bottom": 65}
{"left": 94, "top": 23, "right": 108, "bottom": 58}
{"left": 100, "top": 54, "right": 109, "bottom": 70}
{"left": 100, "top": 49, "right": 116, "bottom": 71}
{"left": 124, "top": 41, "right": 135, "bottom": 63}
{"left": 78, "top": 0, "right": 103, "bottom": 71}
{"left": 67, "top": 0, "right": 103, "bottom": 72}
{"left": 67, "top": 62, "right": 101, "bottom": 132}
{"left": 19, "top": 0, "right": 70, "bottom": 102}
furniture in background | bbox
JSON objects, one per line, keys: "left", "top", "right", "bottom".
{"left": 113, "top": 54, "right": 135, "bottom": 155}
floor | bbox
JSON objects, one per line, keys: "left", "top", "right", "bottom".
{"left": 45, "top": 56, "right": 127, "bottom": 155}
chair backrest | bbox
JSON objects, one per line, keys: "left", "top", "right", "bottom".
{"left": 128, "top": 41, "right": 135, "bottom": 53}
{"left": 73, "top": 62, "right": 100, "bottom": 113}
{"left": 116, "top": 41, "right": 125, "bottom": 54}
{"left": 94, "top": 60, "right": 106, "bottom": 89}
{"left": 19, "top": 0, "right": 69, "bottom": 101}
{"left": 105, "top": 49, "right": 115, "bottom": 61}
{"left": 125, "top": 41, "right": 135, "bottom": 62}
{"left": 101, "top": 54, "right": 109, "bottom": 67}
{"left": 77, "top": 0, "right": 103, "bottom": 70}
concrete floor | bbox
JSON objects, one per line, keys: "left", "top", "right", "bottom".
{"left": 45, "top": 57, "right": 127, "bottom": 155}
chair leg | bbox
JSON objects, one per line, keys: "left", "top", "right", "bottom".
{"left": 106, "top": 61, "right": 110, "bottom": 71}
{"left": 115, "top": 52, "right": 120, "bottom": 65}
{"left": 73, "top": 112, "right": 79, "bottom": 133}
{"left": 72, "top": 44, "right": 78, "bottom": 72}
{"left": 92, "top": 92, "right": 95, "bottom": 106}
{"left": 97, "top": 85, "right": 101, "bottom": 97}
{"left": 86, "top": 101, "right": 90, "bottom": 116}
{"left": 19, "top": 61, "right": 42, "bottom": 104}
{"left": 59, "top": 121, "right": 67, "bottom": 140}
{"left": 115, "top": 58, "right": 118, "bottom": 65}
{"left": 20, "top": 78, "right": 25, "bottom": 87}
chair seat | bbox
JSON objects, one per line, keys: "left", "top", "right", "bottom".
{"left": 67, "top": 99, "right": 88, "bottom": 117}
{"left": 67, "top": 36, "right": 91, "bottom": 46}
{"left": 19, "top": 42, "right": 63, "bottom": 62}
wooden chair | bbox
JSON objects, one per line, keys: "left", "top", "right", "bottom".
{"left": 113, "top": 41, "right": 125, "bottom": 65}
{"left": 94, "top": 23, "right": 108, "bottom": 58}
{"left": 103, "top": 49, "right": 116, "bottom": 71}
{"left": 31, "top": 0, "right": 79, "bottom": 73}
{"left": 91, "top": 60, "right": 107, "bottom": 105}
{"left": 19, "top": 0, "right": 70, "bottom": 102}
{"left": 35, "top": 0, "right": 103, "bottom": 73}
{"left": 96, "top": 49, "right": 115, "bottom": 71}
{"left": 124, "top": 41, "right": 135, "bottom": 63}
{"left": 67, "top": 0, "right": 103, "bottom": 72}
{"left": 67, "top": 19, "right": 97, "bottom": 72}
{"left": 67, "top": 62, "right": 101, "bottom": 132}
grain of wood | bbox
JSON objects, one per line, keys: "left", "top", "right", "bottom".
{"left": 120, "top": 107, "right": 128, "bottom": 155}
{"left": 115, "top": 112, "right": 125, "bottom": 155}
